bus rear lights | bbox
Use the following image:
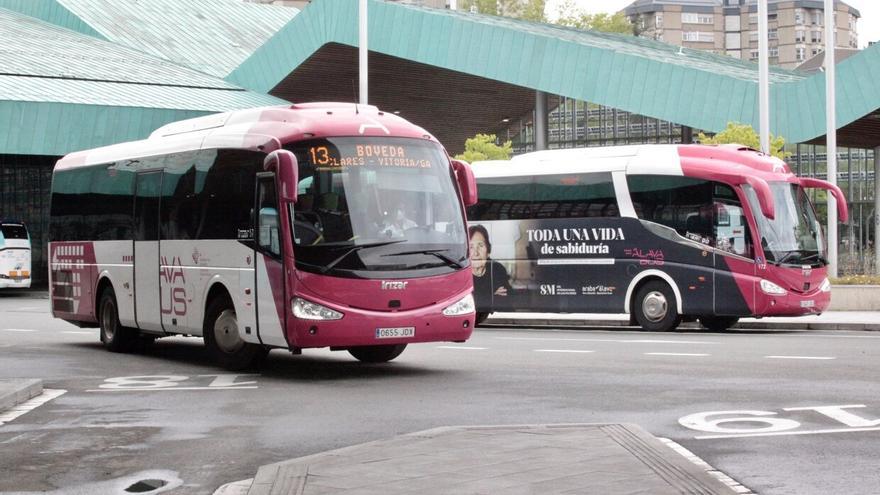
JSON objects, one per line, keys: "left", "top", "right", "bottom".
{"left": 292, "top": 297, "right": 344, "bottom": 320}
{"left": 819, "top": 278, "right": 832, "bottom": 292}
{"left": 442, "top": 294, "right": 475, "bottom": 316}
{"left": 760, "top": 279, "right": 788, "bottom": 296}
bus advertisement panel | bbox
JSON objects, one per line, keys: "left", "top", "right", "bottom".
{"left": 0, "top": 221, "right": 31, "bottom": 289}
{"left": 49, "top": 104, "right": 477, "bottom": 369}
{"left": 468, "top": 145, "right": 847, "bottom": 332}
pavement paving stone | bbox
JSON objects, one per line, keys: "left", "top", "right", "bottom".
{"left": 244, "top": 424, "right": 737, "bottom": 495}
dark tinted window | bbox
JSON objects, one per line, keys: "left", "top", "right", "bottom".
{"left": 468, "top": 173, "right": 618, "bottom": 221}
{"left": 161, "top": 165, "right": 197, "bottom": 240}
{"left": 196, "top": 150, "right": 262, "bottom": 240}
{"left": 1, "top": 224, "right": 28, "bottom": 239}
{"left": 256, "top": 176, "right": 281, "bottom": 257}
{"left": 134, "top": 172, "right": 162, "bottom": 242}
{"left": 628, "top": 175, "right": 712, "bottom": 236}
{"left": 49, "top": 164, "right": 134, "bottom": 241}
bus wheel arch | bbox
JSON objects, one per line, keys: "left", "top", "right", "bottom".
{"left": 203, "top": 284, "right": 266, "bottom": 370}
{"left": 626, "top": 273, "right": 682, "bottom": 332}
{"left": 97, "top": 283, "right": 137, "bottom": 352}
{"left": 624, "top": 270, "right": 683, "bottom": 315}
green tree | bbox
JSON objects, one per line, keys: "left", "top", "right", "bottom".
{"left": 553, "top": 0, "right": 634, "bottom": 34}
{"left": 458, "top": 0, "right": 498, "bottom": 15}
{"left": 459, "top": 0, "right": 546, "bottom": 22}
{"left": 455, "top": 134, "right": 513, "bottom": 162}
{"left": 697, "top": 122, "right": 789, "bottom": 160}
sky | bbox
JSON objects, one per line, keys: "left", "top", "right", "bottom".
{"left": 545, "top": 0, "right": 880, "bottom": 48}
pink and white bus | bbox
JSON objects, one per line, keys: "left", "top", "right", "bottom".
{"left": 467, "top": 144, "right": 848, "bottom": 331}
{"left": 49, "top": 104, "right": 477, "bottom": 369}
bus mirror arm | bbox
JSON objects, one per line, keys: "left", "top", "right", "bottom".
{"left": 800, "top": 178, "right": 848, "bottom": 223}
{"left": 742, "top": 176, "right": 775, "bottom": 221}
{"left": 450, "top": 159, "right": 478, "bottom": 207}
{"left": 264, "top": 150, "right": 299, "bottom": 203}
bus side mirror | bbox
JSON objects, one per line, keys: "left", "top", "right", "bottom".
{"left": 743, "top": 176, "right": 775, "bottom": 221}
{"left": 451, "top": 159, "right": 478, "bottom": 207}
{"left": 264, "top": 150, "right": 299, "bottom": 203}
{"left": 800, "top": 177, "right": 849, "bottom": 223}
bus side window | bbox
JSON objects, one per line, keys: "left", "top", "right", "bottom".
{"left": 257, "top": 178, "right": 281, "bottom": 258}
{"left": 712, "top": 183, "right": 752, "bottom": 258}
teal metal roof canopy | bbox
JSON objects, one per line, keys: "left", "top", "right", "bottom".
{"left": 0, "top": 0, "right": 297, "bottom": 79}
{"left": 0, "top": 8, "right": 287, "bottom": 156}
{"left": 229, "top": 0, "right": 880, "bottom": 148}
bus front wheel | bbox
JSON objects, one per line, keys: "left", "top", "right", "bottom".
{"left": 348, "top": 344, "right": 407, "bottom": 363}
{"left": 633, "top": 281, "right": 681, "bottom": 332}
{"left": 99, "top": 286, "right": 137, "bottom": 352}
{"left": 699, "top": 316, "right": 739, "bottom": 332}
{"left": 203, "top": 297, "right": 266, "bottom": 371}
{"left": 475, "top": 312, "right": 490, "bottom": 326}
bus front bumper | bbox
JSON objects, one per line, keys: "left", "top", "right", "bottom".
{"left": 754, "top": 288, "right": 831, "bottom": 316}
{"left": 0, "top": 275, "right": 31, "bottom": 289}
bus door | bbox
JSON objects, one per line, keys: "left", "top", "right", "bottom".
{"left": 134, "top": 171, "right": 164, "bottom": 332}
{"left": 711, "top": 193, "right": 756, "bottom": 315}
{"left": 252, "top": 173, "right": 288, "bottom": 348}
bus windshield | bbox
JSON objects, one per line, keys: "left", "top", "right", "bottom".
{"left": 1, "top": 224, "right": 28, "bottom": 240}
{"left": 287, "top": 137, "right": 468, "bottom": 276}
{"left": 744, "top": 182, "right": 825, "bottom": 265}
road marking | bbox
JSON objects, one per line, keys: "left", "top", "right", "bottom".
{"left": 534, "top": 349, "right": 595, "bottom": 354}
{"left": 645, "top": 352, "right": 710, "bottom": 357}
{"left": 765, "top": 355, "right": 835, "bottom": 360}
{"left": 0, "top": 389, "right": 66, "bottom": 426}
{"left": 660, "top": 438, "right": 755, "bottom": 494}
{"left": 436, "top": 346, "right": 486, "bottom": 350}
{"left": 62, "top": 331, "right": 93, "bottom": 335}
{"left": 695, "top": 426, "right": 880, "bottom": 440}
{"left": 3, "top": 329, "right": 36, "bottom": 332}
{"left": 87, "top": 386, "right": 257, "bottom": 392}
{"left": 496, "top": 337, "right": 715, "bottom": 345}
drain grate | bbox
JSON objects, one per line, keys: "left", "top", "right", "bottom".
{"left": 125, "top": 479, "right": 168, "bottom": 493}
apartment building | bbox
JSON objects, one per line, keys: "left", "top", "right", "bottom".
{"left": 244, "top": 0, "right": 448, "bottom": 8}
{"left": 624, "top": 0, "right": 860, "bottom": 68}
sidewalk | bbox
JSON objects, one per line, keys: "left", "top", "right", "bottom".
{"left": 484, "top": 311, "right": 880, "bottom": 331}
{"left": 228, "top": 424, "right": 740, "bottom": 495}
{"left": 0, "top": 379, "right": 42, "bottom": 413}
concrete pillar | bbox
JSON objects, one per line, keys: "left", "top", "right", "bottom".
{"left": 875, "top": 147, "right": 879, "bottom": 274}
{"left": 535, "top": 91, "right": 548, "bottom": 151}
{"left": 681, "top": 125, "right": 693, "bottom": 144}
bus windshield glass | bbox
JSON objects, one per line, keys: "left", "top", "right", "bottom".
{"left": 0, "top": 224, "right": 28, "bottom": 240}
{"left": 287, "top": 137, "right": 468, "bottom": 276}
{"left": 744, "top": 182, "right": 825, "bottom": 265}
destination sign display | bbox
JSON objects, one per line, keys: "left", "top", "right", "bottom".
{"left": 305, "top": 143, "right": 434, "bottom": 169}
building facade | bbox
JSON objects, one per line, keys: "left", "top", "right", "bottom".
{"left": 625, "top": 0, "right": 860, "bottom": 68}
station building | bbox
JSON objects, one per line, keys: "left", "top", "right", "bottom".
{"left": 1, "top": 0, "right": 878, "bottom": 284}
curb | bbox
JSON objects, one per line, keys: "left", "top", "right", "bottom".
{"left": 0, "top": 379, "right": 43, "bottom": 413}
{"left": 483, "top": 317, "right": 880, "bottom": 332}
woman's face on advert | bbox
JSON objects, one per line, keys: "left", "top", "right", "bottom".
{"left": 469, "top": 231, "right": 488, "bottom": 270}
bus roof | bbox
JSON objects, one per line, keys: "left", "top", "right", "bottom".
{"left": 469, "top": 144, "right": 794, "bottom": 183}
{"left": 55, "top": 103, "right": 439, "bottom": 170}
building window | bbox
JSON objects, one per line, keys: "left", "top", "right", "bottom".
{"left": 655, "top": 12, "right": 663, "bottom": 29}
{"left": 812, "top": 48, "right": 820, "bottom": 56}
{"left": 683, "top": 32, "right": 714, "bottom": 43}
{"left": 768, "top": 13, "right": 777, "bottom": 22}
{"left": 813, "top": 11, "right": 823, "bottom": 26}
{"left": 768, "top": 28, "right": 777, "bottom": 40}
{"left": 749, "top": 13, "right": 757, "bottom": 25}
{"left": 769, "top": 47, "right": 779, "bottom": 58}
{"left": 812, "top": 30, "right": 822, "bottom": 43}
{"left": 796, "top": 30, "right": 806, "bottom": 43}
{"left": 682, "top": 12, "right": 713, "bottom": 24}
{"left": 796, "top": 47, "right": 806, "bottom": 61}
{"left": 750, "top": 49, "right": 759, "bottom": 60}
{"left": 795, "top": 9, "right": 804, "bottom": 25}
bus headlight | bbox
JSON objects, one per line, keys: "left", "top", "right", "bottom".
{"left": 819, "top": 278, "right": 832, "bottom": 292}
{"left": 760, "top": 279, "right": 788, "bottom": 296}
{"left": 292, "top": 297, "right": 343, "bottom": 320}
{"left": 443, "top": 293, "right": 475, "bottom": 316}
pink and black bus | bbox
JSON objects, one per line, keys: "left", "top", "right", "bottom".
{"left": 49, "top": 104, "right": 477, "bottom": 369}
{"left": 467, "top": 144, "right": 847, "bottom": 332}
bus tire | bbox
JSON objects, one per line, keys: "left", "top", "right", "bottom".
{"left": 203, "top": 296, "right": 266, "bottom": 371}
{"left": 699, "top": 316, "right": 739, "bottom": 332}
{"left": 475, "top": 312, "right": 490, "bottom": 326}
{"left": 98, "top": 286, "right": 137, "bottom": 352}
{"left": 633, "top": 280, "right": 681, "bottom": 332}
{"left": 348, "top": 344, "right": 407, "bottom": 363}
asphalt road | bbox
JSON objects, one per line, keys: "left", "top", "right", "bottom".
{"left": 1, "top": 292, "right": 879, "bottom": 495}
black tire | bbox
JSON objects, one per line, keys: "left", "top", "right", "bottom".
{"left": 699, "top": 316, "right": 740, "bottom": 332}
{"left": 633, "top": 280, "right": 682, "bottom": 332}
{"left": 348, "top": 344, "right": 407, "bottom": 363}
{"left": 98, "top": 286, "right": 137, "bottom": 352}
{"left": 475, "top": 312, "right": 490, "bottom": 326}
{"left": 203, "top": 296, "right": 266, "bottom": 371}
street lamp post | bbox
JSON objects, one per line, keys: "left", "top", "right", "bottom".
{"left": 758, "top": 0, "right": 770, "bottom": 154}
{"left": 359, "top": 0, "right": 368, "bottom": 105}
{"left": 825, "top": 0, "right": 838, "bottom": 277}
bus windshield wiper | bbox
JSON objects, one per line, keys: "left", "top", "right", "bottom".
{"left": 383, "top": 249, "right": 464, "bottom": 269}
{"left": 320, "top": 240, "right": 406, "bottom": 273}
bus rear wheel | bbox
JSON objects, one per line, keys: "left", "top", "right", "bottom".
{"left": 348, "top": 344, "right": 407, "bottom": 363}
{"left": 633, "top": 280, "right": 681, "bottom": 332}
{"left": 99, "top": 286, "right": 137, "bottom": 352}
{"left": 203, "top": 297, "right": 266, "bottom": 371}
{"left": 699, "top": 316, "right": 739, "bottom": 332}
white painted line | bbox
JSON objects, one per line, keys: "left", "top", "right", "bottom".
{"left": 645, "top": 352, "right": 710, "bottom": 357}
{"left": 534, "top": 349, "right": 595, "bottom": 354}
{"left": 62, "top": 331, "right": 93, "bottom": 335}
{"left": 765, "top": 355, "right": 836, "bottom": 360}
{"left": 0, "top": 389, "right": 66, "bottom": 426}
{"left": 660, "top": 438, "right": 755, "bottom": 494}
{"left": 86, "top": 386, "right": 258, "bottom": 392}
{"left": 496, "top": 337, "right": 715, "bottom": 345}
{"left": 695, "top": 426, "right": 880, "bottom": 440}
{"left": 436, "top": 346, "right": 486, "bottom": 350}
{"left": 3, "top": 329, "right": 36, "bottom": 332}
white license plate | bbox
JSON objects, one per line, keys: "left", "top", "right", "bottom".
{"left": 800, "top": 300, "right": 815, "bottom": 308}
{"left": 375, "top": 327, "right": 415, "bottom": 339}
